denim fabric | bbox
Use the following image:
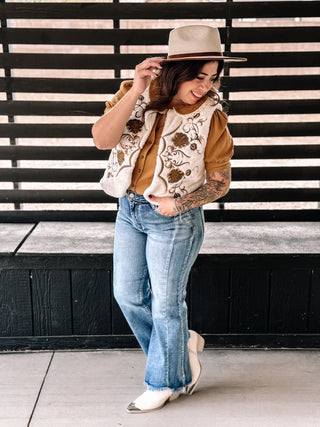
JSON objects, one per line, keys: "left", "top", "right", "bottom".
{"left": 113, "top": 191, "right": 204, "bottom": 392}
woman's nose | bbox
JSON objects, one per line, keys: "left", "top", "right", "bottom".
{"left": 199, "top": 80, "right": 212, "bottom": 91}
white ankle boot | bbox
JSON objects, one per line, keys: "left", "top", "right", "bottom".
{"left": 127, "top": 389, "right": 180, "bottom": 413}
{"left": 186, "top": 330, "right": 205, "bottom": 395}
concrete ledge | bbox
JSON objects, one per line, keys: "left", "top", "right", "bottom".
{"left": 17, "top": 222, "right": 115, "bottom": 255}
{"left": 202, "top": 221, "right": 320, "bottom": 254}
{"left": 0, "top": 223, "right": 35, "bottom": 255}
{"left": 9, "top": 221, "right": 320, "bottom": 256}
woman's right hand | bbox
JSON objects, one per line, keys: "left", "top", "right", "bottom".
{"left": 92, "top": 57, "right": 163, "bottom": 150}
{"left": 131, "top": 57, "right": 164, "bottom": 96}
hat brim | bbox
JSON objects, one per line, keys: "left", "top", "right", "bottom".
{"left": 163, "top": 55, "right": 247, "bottom": 62}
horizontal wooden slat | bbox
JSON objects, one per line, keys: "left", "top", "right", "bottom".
{"left": 203, "top": 209, "right": 320, "bottom": 222}
{"left": 0, "top": 2, "right": 318, "bottom": 20}
{"left": 1, "top": 76, "right": 319, "bottom": 94}
{"left": 0, "top": 77, "right": 120, "bottom": 94}
{"left": 0, "top": 189, "right": 318, "bottom": 204}
{"left": 1, "top": 167, "right": 319, "bottom": 182}
{"left": 232, "top": 167, "right": 320, "bottom": 181}
{"left": 1, "top": 28, "right": 173, "bottom": 46}
{"left": 0, "top": 101, "right": 102, "bottom": 116}
{"left": 0, "top": 3, "right": 227, "bottom": 20}
{"left": 0, "top": 189, "right": 114, "bottom": 203}
{"left": 228, "top": 1, "right": 319, "bottom": 19}
{"left": 0, "top": 210, "right": 118, "bottom": 223}
{"left": 0, "top": 52, "right": 318, "bottom": 69}
{"left": 228, "top": 100, "right": 320, "bottom": 115}
{"left": 1, "top": 99, "right": 320, "bottom": 116}
{"left": 222, "top": 189, "right": 320, "bottom": 203}
{"left": 229, "top": 27, "right": 320, "bottom": 43}
{"left": 0, "top": 168, "right": 102, "bottom": 182}
{"left": 231, "top": 52, "right": 318, "bottom": 68}
{"left": 230, "top": 122, "right": 320, "bottom": 138}
{"left": 0, "top": 124, "right": 91, "bottom": 138}
{"left": 1, "top": 122, "right": 319, "bottom": 138}
{"left": 1, "top": 145, "right": 319, "bottom": 161}
{"left": 1, "top": 209, "right": 319, "bottom": 223}
{"left": 1, "top": 27, "right": 319, "bottom": 45}
{"left": 224, "top": 76, "right": 320, "bottom": 93}
{"left": 234, "top": 145, "right": 320, "bottom": 160}
{"left": 0, "top": 146, "right": 106, "bottom": 161}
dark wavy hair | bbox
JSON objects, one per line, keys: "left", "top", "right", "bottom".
{"left": 145, "top": 60, "right": 224, "bottom": 113}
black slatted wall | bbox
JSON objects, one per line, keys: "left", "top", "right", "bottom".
{"left": 0, "top": 1, "right": 319, "bottom": 222}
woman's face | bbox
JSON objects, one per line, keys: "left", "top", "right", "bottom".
{"left": 171, "top": 61, "right": 219, "bottom": 106}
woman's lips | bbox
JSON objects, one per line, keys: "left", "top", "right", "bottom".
{"left": 191, "top": 91, "right": 202, "bottom": 99}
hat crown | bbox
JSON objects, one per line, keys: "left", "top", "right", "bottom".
{"left": 168, "top": 25, "right": 222, "bottom": 57}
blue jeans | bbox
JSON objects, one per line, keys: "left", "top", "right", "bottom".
{"left": 113, "top": 191, "right": 204, "bottom": 392}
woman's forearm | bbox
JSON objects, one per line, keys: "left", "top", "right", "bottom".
{"left": 175, "top": 168, "right": 231, "bottom": 213}
{"left": 92, "top": 58, "right": 163, "bottom": 150}
{"left": 91, "top": 88, "right": 141, "bottom": 150}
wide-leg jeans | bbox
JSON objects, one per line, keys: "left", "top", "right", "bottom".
{"left": 113, "top": 191, "right": 204, "bottom": 392}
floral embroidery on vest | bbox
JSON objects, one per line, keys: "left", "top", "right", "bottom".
{"left": 159, "top": 112, "right": 208, "bottom": 198}
{"left": 100, "top": 84, "right": 220, "bottom": 199}
{"left": 127, "top": 119, "right": 144, "bottom": 134}
{"left": 105, "top": 95, "right": 147, "bottom": 179}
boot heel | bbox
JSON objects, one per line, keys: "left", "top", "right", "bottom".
{"left": 197, "top": 335, "right": 205, "bottom": 352}
{"left": 187, "top": 331, "right": 205, "bottom": 395}
{"left": 169, "top": 392, "right": 180, "bottom": 402}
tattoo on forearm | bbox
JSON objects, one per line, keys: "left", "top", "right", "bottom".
{"left": 175, "top": 168, "right": 231, "bottom": 213}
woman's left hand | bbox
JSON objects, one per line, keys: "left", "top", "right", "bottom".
{"left": 149, "top": 195, "right": 178, "bottom": 217}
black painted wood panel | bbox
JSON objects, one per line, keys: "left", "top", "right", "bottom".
{"left": 0, "top": 269, "right": 32, "bottom": 337}
{"left": 71, "top": 269, "right": 112, "bottom": 335}
{"left": 230, "top": 269, "right": 270, "bottom": 334}
{"left": 269, "top": 269, "right": 312, "bottom": 333}
{"left": 189, "top": 259, "right": 230, "bottom": 334}
{"left": 31, "top": 269, "right": 72, "bottom": 336}
{"left": 309, "top": 269, "right": 320, "bottom": 333}
{"left": 112, "top": 297, "right": 132, "bottom": 335}
{"left": 0, "top": 254, "right": 319, "bottom": 350}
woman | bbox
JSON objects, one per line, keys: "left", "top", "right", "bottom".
{"left": 92, "top": 25, "right": 246, "bottom": 413}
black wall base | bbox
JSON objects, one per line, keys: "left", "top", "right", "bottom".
{"left": 0, "top": 334, "right": 319, "bottom": 353}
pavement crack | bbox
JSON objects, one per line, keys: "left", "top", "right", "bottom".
{"left": 27, "top": 351, "right": 55, "bottom": 427}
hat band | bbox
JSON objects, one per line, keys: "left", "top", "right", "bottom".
{"left": 167, "top": 51, "right": 223, "bottom": 59}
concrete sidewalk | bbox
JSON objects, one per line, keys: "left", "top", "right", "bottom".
{"left": 0, "top": 349, "right": 319, "bottom": 427}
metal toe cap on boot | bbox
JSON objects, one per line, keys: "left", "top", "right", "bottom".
{"left": 127, "top": 402, "right": 141, "bottom": 413}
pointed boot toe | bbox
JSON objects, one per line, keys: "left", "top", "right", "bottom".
{"left": 126, "top": 389, "right": 175, "bottom": 414}
{"left": 126, "top": 402, "right": 142, "bottom": 414}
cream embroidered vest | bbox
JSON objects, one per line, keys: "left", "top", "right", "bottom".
{"left": 100, "top": 85, "right": 221, "bottom": 202}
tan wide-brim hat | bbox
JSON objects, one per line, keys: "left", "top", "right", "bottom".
{"left": 164, "top": 25, "right": 247, "bottom": 62}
